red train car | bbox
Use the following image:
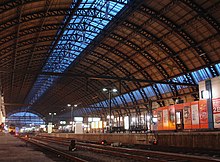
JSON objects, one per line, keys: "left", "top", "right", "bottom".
{"left": 154, "top": 100, "right": 209, "bottom": 131}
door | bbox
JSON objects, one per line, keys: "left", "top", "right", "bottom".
{"left": 176, "top": 110, "right": 184, "bottom": 130}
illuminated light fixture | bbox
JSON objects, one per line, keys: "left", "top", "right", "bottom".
{"left": 112, "top": 88, "right": 117, "bottom": 93}
{"left": 146, "top": 115, "right": 151, "bottom": 121}
{"left": 201, "top": 90, "right": 209, "bottom": 99}
{"left": 49, "top": 112, "right": 56, "bottom": 124}
{"left": 60, "top": 121, "right": 66, "bottom": 125}
{"left": 152, "top": 117, "right": 158, "bottom": 123}
{"left": 199, "top": 53, "right": 205, "bottom": 56}
{"left": 102, "top": 87, "right": 118, "bottom": 133}
{"left": 49, "top": 112, "right": 56, "bottom": 116}
{"left": 103, "top": 88, "right": 117, "bottom": 93}
{"left": 103, "top": 88, "right": 108, "bottom": 92}
{"left": 67, "top": 103, "right": 76, "bottom": 132}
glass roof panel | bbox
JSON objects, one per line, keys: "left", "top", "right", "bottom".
{"left": 215, "top": 63, "right": 220, "bottom": 75}
{"left": 156, "top": 84, "right": 171, "bottom": 94}
{"left": 192, "top": 68, "right": 211, "bottom": 83}
{"left": 143, "top": 86, "right": 155, "bottom": 97}
{"left": 172, "top": 76, "right": 188, "bottom": 89}
{"left": 114, "top": 96, "right": 123, "bottom": 105}
{"left": 123, "top": 93, "right": 132, "bottom": 102}
{"left": 132, "top": 90, "right": 143, "bottom": 100}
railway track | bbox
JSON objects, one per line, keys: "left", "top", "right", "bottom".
{"left": 20, "top": 136, "right": 140, "bottom": 162}
{"left": 25, "top": 135, "right": 220, "bottom": 162}
{"left": 36, "top": 135, "right": 220, "bottom": 158}
{"left": 19, "top": 136, "right": 87, "bottom": 162}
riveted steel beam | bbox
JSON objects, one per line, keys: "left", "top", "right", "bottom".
{"left": 0, "top": 9, "right": 67, "bottom": 33}
{"left": 0, "top": 69, "right": 198, "bottom": 87}
{"left": 0, "top": 24, "right": 60, "bottom": 45}
{"left": 0, "top": 0, "right": 37, "bottom": 14}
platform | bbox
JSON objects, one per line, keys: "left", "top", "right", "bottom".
{"left": 0, "top": 132, "right": 55, "bottom": 162}
{"left": 41, "top": 131, "right": 220, "bottom": 150}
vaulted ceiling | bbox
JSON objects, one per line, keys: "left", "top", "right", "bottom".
{"left": 1, "top": 0, "right": 220, "bottom": 118}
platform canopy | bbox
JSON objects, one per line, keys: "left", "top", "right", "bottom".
{"left": 0, "top": 0, "right": 220, "bottom": 118}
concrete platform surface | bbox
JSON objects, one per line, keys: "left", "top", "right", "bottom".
{"left": 0, "top": 132, "right": 55, "bottom": 162}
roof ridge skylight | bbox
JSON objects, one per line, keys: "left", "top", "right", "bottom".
{"left": 24, "top": 0, "right": 128, "bottom": 108}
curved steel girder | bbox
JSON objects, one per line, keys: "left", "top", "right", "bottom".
{"left": 1, "top": 55, "right": 46, "bottom": 70}
{"left": 122, "top": 23, "right": 219, "bottom": 92}
{"left": 54, "top": 38, "right": 93, "bottom": 51}
{"left": 86, "top": 98, "right": 106, "bottom": 116}
{"left": 139, "top": 5, "right": 214, "bottom": 79}
{"left": 77, "top": 59, "right": 130, "bottom": 115}
{"left": 0, "top": 24, "right": 60, "bottom": 45}
{"left": 12, "top": 0, "right": 47, "bottom": 102}
{"left": 89, "top": 50, "right": 148, "bottom": 103}
{"left": 47, "top": 34, "right": 92, "bottom": 64}
{"left": 38, "top": 78, "right": 96, "bottom": 115}
{"left": 122, "top": 20, "right": 181, "bottom": 96}
{"left": 73, "top": 8, "right": 113, "bottom": 21}
{"left": 0, "top": 9, "right": 67, "bottom": 33}
{"left": 181, "top": 0, "right": 220, "bottom": 33}
{"left": 4, "top": 58, "right": 43, "bottom": 71}
{"left": 60, "top": 30, "right": 100, "bottom": 43}
{"left": 0, "top": 35, "right": 54, "bottom": 52}
{"left": 34, "top": 67, "right": 116, "bottom": 115}
{"left": 127, "top": 4, "right": 217, "bottom": 97}
{"left": 43, "top": 69, "right": 121, "bottom": 116}
{"left": 86, "top": 50, "right": 146, "bottom": 95}
{"left": 75, "top": 58, "right": 131, "bottom": 108}
{"left": 66, "top": 22, "right": 103, "bottom": 32}
{"left": 51, "top": 47, "right": 141, "bottom": 107}
{"left": 1, "top": 74, "right": 34, "bottom": 88}
{"left": 50, "top": 79, "right": 91, "bottom": 106}
{"left": 104, "top": 34, "right": 199, "bottom": 104}
{"left": 0, "top": 44, "right": 50, "bottom": 58}
{"left": 72, "top": 56, "right": 143, "bottom": 116}
{"left": 180, "top": 0, "right": 220, "bottom": 77}
{"left": 77, "top": 58, "right": 127, "bottom": 104}
{"left": 100, "top": 39, "right": 164, "bottom": 101}
{"left": 0, "top": 0, "right": 38, "bottom": 14}
{"left": 0, "top": 56, "right": 45, "bottom": 70}
{"left": 53, "top": 31, "right": 97, "bottom": 57}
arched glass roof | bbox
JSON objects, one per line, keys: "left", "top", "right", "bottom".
{"left": 78, "top": 63, "right": 220, "bottom": 116}
{"left": 1, "top": 0, "right": 219, "bottom": 117}
{"left": 25, "top": 0, "right": 128, "bottom": 107}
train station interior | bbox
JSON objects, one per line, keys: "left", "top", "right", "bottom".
{"left": 0, "top": 0, "right": 220, "bottom": 161}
